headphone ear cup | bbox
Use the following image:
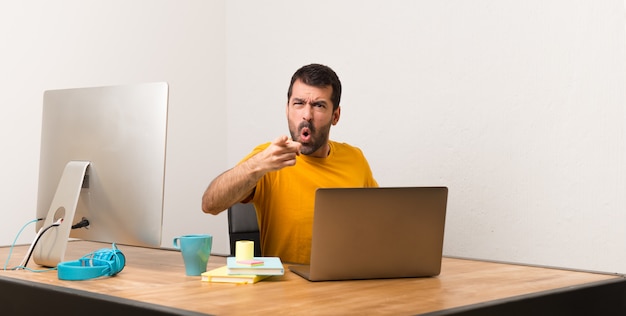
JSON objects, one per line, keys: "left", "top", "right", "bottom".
{"left": 112, "top": 249, "right": 125, "bottom": 275}
{"left": 93, "top": 248, "right": 115, "bottom": 260}
{"left": 96, "top": 248, "right": 125, "bottom": 275}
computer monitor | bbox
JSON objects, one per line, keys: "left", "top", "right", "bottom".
{"left": 32, "top": 82, "right": 169, "bottom": 267}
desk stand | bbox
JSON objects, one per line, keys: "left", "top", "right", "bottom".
{"left": 33, "top": 161, "right": 90, "bottom": 267}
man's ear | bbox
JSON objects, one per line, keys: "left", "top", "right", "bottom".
{"left": 332, "top": 106, "right": 341, "bottom": 125}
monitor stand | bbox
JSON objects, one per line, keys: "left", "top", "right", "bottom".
{"left": 32, "top": 160, "right": 90, "bottom": 267}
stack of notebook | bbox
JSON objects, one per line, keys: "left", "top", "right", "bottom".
{"left": 201, "top": 256, "right": 284, "bottom": 284}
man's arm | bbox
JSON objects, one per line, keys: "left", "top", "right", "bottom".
{"left": 201, "top": 135, "right": 301, "bottom": 215}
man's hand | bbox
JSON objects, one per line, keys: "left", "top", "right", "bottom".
{"left": 252, "top": 135, "right": 302, "bottom": 172}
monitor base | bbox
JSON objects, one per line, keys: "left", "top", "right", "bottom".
{"left": 33, "top": 160, "right": 90, "bottom": 267}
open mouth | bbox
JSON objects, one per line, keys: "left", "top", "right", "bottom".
{"left": 299, "top": 127, "right": 311, "bottom": 143}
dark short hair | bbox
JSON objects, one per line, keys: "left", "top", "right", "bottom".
{"left": 287, "top": 64, "right": 342, "bottom": 110}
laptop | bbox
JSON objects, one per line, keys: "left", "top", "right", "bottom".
{"left": 289, "top": 187, "right": 448, "bottom": 281}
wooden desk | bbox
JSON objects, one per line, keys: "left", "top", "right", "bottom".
{"left": 0, "top": 241, "right": 624, "bottom": 315}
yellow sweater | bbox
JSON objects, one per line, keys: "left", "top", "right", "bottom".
{"left": 243, "top": 140, "right": 378, "bottom": 264}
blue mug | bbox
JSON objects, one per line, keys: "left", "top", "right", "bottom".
{"left": 173, "top": 234, "right": 213, "bottom": 276}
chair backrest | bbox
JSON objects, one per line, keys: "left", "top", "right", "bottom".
{"left": 227, "top": 203, "right": 262, "bottom": 257}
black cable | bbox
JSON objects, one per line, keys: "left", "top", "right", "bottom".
{"left": 71, "top": 217, "right": 90, "bottom": 229}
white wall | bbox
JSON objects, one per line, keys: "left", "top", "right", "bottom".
{"left": 226, "top": 0, "right": 626, "bottom": 273}
{"left": 2, "top": 0, "right": 626, "bottom": 273}
{"left": 0, "top": 0, "right": 232, "bottom": 255}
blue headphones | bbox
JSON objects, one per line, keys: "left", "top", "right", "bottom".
{"left": 57, "top": 244, "right": 126, "bottom": 281}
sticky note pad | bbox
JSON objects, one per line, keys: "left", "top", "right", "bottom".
{"left": 236, "top": 259, "right": 264, "bottom": 266}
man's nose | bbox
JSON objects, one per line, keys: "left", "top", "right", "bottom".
{"left": 302, "top": 104, "right": 313, "bottom": 121}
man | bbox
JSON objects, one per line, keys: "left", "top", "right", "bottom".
{"left": 202, "top": 64, "right": 378, "bottom": 264}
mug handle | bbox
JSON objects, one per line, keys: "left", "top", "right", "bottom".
{"left": 173, "top": 237, "right": 180, "bottom": 249}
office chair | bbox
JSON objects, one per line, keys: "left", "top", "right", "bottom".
{"left": 227, "top": 203, "right": 262, "bottom": 257}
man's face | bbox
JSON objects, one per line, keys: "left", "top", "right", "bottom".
{"left": 287, "top": 79, "right": 340, "bottom": 157}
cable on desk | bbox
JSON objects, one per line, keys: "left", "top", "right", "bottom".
{"left": 3, "top": 218, "right": 41, "bottom": 271}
